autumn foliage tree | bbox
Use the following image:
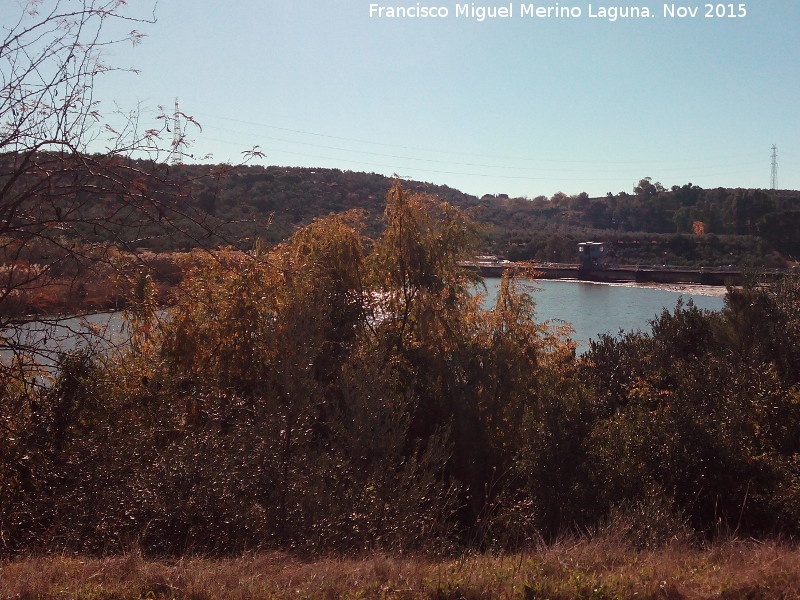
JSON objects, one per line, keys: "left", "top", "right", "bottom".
{"left": 0, "top": 182, "right": 579, "bottom": 554}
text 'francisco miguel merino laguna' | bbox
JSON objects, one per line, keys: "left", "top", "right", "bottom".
{"left": 368, "top": 3, "right": 657, "bottom": 21}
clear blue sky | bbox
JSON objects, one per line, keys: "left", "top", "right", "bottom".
{"left": 7, "top": 1, "right": 800, "bottom": 198}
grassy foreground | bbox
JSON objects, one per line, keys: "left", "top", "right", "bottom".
{"left": 3, "top": 538, "right": 800, "bottom": 600}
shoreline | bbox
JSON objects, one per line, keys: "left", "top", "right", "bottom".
{"left": 483, "top": 275, "right": 731, "bottom": 298}
{"left": 555, "top": 278, "right": 731, "bottom": 298}
{"left": 472, "top": 261, "right": 793, "bottom": 288}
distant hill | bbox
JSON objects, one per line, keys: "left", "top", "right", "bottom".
{"left": 172, "top": 166, "right": 799, "bottom": 267}
{"left": 172, "top": 163, "right": 481, "bottom": 247}
{"left": 4, "top": 155, "right": 798, "bottom": 266}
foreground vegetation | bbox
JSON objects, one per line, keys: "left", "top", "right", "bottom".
{"left": 3, "top": 184, "right": 800, "bottom": 560}
{"left": 4, "top": 538, "right": 800, "bottom": 600}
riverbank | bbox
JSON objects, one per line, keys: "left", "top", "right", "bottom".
{"left": 4, "top": 538, "right": 799, "bottom": 600}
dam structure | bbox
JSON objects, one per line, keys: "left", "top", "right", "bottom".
{"left": 469, "top": 244, "right": 792, "bottom": 286}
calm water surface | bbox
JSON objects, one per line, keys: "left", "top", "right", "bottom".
{"left": 5, "top": 280, "right": 727, "bottom": 362}
{"left": 482, "top": 278, "right": 726, "bottom": 353}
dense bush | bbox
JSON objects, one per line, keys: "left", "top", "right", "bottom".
{"left": 2, "top": 185, "right": 800, "bottom": 557}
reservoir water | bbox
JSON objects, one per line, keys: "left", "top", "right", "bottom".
{"left": 482, "top": 278, "right": 726, "bottom": 352}
{"left": 3, "top": 279, "right": 727, "bottom": 363}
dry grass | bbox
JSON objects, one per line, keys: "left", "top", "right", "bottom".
{"left": 2, "top": 538, "right": 800, "bottom": 600}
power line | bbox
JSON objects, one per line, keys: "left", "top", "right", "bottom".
{"left": 200, "top": 123, "right": 763, "bottom": 176}
{"left": 195, "top": 112, "right": 764, "bottom": 168}
{"left": 196, "top": 138, "right": 768, "bottom": 188}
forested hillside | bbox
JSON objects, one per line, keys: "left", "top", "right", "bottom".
{"left": 166, "top": 166, "right": 800, "bottom": 267}
{"left": 155, "top": 163, "right": 481, "bottom": 250}
{"left": 483, "top": 180, "right": 800, "bottom": 266}
{"left": 4, "top": 156, "right": 797, "bottom": 267}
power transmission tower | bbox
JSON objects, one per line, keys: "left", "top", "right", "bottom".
{"left": 172, "top": 97, "right": 183, "bottom": 165}
{"left": 770, "top": 144, "right": 778, "bottom": 190}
